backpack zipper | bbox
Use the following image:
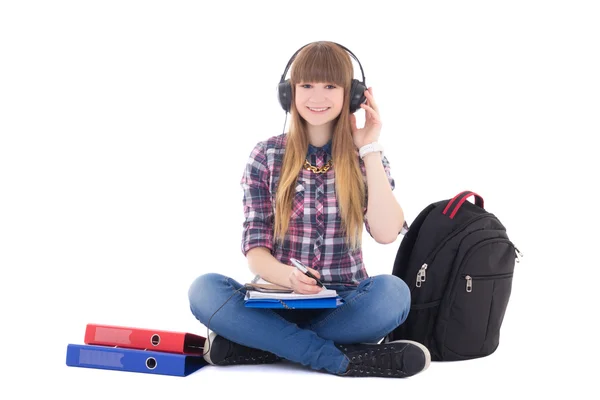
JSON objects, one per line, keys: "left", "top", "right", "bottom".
{"left": 515, "top": 247, "right": 524, "bottom": 263}
{"left": 414, "top": 213, "right": 493, "bottom": 288}
{"left": 462, "top": 272, "right": 513, "bottom": 293}
{"left": 416, "top": 264, "right": 428, "bottom": 287}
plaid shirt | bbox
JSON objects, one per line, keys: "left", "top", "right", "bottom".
{"left": 240, "top": 133, "right": 408, "bottom": 286}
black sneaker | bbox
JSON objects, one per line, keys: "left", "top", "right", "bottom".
{"left": 336, "top": 340, "right": 431, "bottom": 378}
{"left": 203, "top": 331, "right": 281, "bottom": 366}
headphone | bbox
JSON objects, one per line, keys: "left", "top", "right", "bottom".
{"left": 277, "top": 42, "right": 368, "bottom": 114}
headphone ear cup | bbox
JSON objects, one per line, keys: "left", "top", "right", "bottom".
{"left": 278, "top": 80, "right": 292, "bottom": 113}
{"left": 349, "top": 79, "right": 367, "bottom": 114}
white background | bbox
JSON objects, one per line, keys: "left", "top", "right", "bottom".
{"left": 1, "top": 1, "right": 598, "bottom": 398}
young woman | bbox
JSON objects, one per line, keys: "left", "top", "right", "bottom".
{"left": 188, "top": 41, "right": 430, "bottom": 378}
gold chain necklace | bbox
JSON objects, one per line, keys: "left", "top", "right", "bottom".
{"left": 303, "top": 158, "right": 333, "bottom": 174}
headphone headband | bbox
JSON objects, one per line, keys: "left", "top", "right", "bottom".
{"left": 279, "top": 42, "right": 366, "bottom": 85}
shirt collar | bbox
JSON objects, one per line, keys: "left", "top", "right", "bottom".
{"left": 307, "top": 139, "right": 332, "bottom": 156}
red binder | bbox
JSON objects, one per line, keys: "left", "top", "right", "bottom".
{"left": 84, "top": 324, "right": 205, "bottom": 355}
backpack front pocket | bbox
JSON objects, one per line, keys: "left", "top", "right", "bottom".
{"left": 443, "top": 272, "right": 513, "bottom": 359}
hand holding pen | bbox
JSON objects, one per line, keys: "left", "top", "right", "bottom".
{"left": 288, "top": 258, "right": 325, "bottom": 294}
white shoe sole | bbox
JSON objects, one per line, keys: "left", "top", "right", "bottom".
{"left": 204, "top": 331, "right": 218, "bottom": 365}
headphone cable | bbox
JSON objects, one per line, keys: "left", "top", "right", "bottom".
{"left": 282, "top": 111, "right": 288, "bottom": 135}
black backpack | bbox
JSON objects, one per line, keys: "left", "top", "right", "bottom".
{"left": 385, "top": 190, "right": 523, "bottom": 361}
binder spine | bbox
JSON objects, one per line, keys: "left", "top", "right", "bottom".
{"left": 84, "top": 324, "right": 187, "bottom": 353}
{"left": 66, "top": 344, "right": 187, "bottom": 376}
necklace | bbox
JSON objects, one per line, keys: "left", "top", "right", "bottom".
{"left": 303, "top": 158, "right": 333, "bottom": 174}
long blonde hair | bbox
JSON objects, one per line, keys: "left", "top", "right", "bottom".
{"left": 273, "top": 41, "right": 366, "bottom": 251}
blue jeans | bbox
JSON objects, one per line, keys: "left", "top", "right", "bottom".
{"left": 188, "top": 272, "right": 411, "bottom": 374}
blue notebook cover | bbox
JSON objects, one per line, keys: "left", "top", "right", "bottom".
{"left": 244, "top": 296, "right": 344, "bottom": 309}
{"left": 66, "top": 344, "right": 207, "bottom": 376}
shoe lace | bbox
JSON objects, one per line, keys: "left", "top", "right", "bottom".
{"left": 341, "top": 344, "right": 408, "bottom": 376}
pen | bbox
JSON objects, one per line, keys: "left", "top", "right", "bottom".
{"left": 290, "top": 258, "right": 325, "bottom": 289}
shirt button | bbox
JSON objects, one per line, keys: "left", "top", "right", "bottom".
{"left": 316, "top": 239, "right": 322, "bottom": 246}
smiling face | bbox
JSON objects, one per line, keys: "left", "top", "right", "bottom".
{"left": 294, "top": 82, "right": 344, "bottom": 128}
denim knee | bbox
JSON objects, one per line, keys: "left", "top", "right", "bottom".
{"left": 372, "top": 274, "right": 411, "bottom": 327}
{"left": 187, "top": 272, "right": 227, "bottom": 322}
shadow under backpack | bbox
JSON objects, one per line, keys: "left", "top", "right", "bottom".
{"left": 385, "top": 190, "right": 523, "bottom": 361}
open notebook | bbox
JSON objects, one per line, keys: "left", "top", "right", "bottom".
{"left": 244, "top": 277, "right": 343, "bottom": 309}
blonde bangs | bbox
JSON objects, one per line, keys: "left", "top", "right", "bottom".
{"left": 290, "top": 42, "right": 352, "bottom": 87}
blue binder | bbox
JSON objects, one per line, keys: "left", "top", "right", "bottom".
{"left": 244, "top": 296, "right": 344, "bottom": 309}
{"left": 66, "top": 344, "right": 207, "bottom": 376}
